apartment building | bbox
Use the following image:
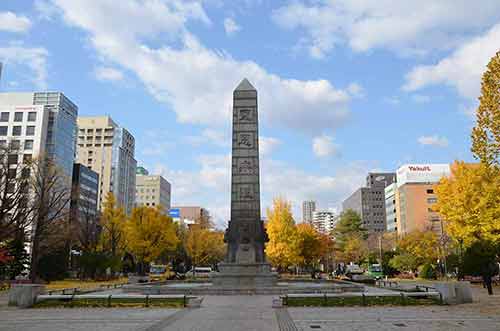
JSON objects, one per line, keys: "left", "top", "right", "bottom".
{"left": 302, "top": 200, "right": 316, "bottom": 223}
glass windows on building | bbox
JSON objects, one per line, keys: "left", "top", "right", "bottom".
{"left": 24, "top": 140, "right": 34, "bottom": 150}
{"left": 0, "top": 126, "right": 7, "bottom": 136}
{"left": 0, "top": 112, "right": 9, "bottom": 122}
{"left": 12, "top": 126, "right": 22, "bottom": 136}
{"left": 28, "top": 112, "right": 37, "bottom": 122}
{"left": 26, "top": 126, "right": 35, "bottom": 136}
{"left": 14, "top": 112, "right": 23, "bottom": 122}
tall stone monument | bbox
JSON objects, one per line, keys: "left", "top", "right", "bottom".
{"left": 211, "top": 78, "right": 277, "bottom": 288}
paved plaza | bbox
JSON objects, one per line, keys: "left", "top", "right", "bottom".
{"left": 1, "top": 286, "right": 500, "bottom": 330}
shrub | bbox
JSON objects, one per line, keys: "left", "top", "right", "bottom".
{"left": 419, "top": 263, "right": 436, "bottom": 279}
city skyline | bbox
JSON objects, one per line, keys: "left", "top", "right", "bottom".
{"left": 1, "top": 1, "right": 497, "bottom": 227}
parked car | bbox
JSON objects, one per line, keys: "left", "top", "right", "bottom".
{"left": 185, "top": 267, "right": 213, "bottom": 278}
{"left": 367, "top": 264, "right": 383, "bottom": 280}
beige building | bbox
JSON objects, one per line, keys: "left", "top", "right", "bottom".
{"left": 395, "top": 182, "right": 443, "bottom": 235}
{"left": 395, "top": 164, "right": 451, "bottom": 236}
{"left": 135, "top": 174, "right": 171, "bottom": 212}
{"left": 170, "top": 206, "right": 210, "bottom": 227}
{"left": 76, "top": 116, "right": 136, "bottom": 215}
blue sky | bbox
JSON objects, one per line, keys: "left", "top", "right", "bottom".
{"left": 1, "top": 0, "right": 498, "bottom": 227}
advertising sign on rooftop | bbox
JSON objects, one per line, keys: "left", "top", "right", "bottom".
{"left": 168, "top": 208, "right": 180, "bottom": 218}
{"left": 396, "top": 164, "right": 450, "bottom": 187}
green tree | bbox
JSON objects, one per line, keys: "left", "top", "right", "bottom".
{"left": 389, "top": 230, "right": 439, "bottom": 274}
{"left": 333, "top": 209, "right": 368, "bottom": 263}
{"left": 462, "top": 241, "right": 499, "bottom": 295}
{"left": 471, "top": 51, "right": 500, "bottom": 166}
{"left": 265, "top": 198, "right": 300, "bottom": 270}
{"left": 389, "top": 253, "right": 419, "bottom": 273}
{"left": 125, "top": 206, "right": 178, "bottom": 275}
{"left": 3, "top": 230, "right": 29, "bottom": 280}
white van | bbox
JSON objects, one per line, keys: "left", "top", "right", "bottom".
{"left": 185, "top": 267, "right": 213, "bottom": 278}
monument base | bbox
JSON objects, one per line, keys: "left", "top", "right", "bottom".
{"left": 211, "top": 263, "right": 278, "bottom": 288}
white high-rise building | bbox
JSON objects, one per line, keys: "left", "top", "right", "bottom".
{"left": 312, "top": 210, "right": 339, "bottom": 235}
{"left": 76, "top": 116, "right": 136, "bottom": 215}
{"left": 302, "top": 200, "right": 316, "bottom": 223}
{"left": 0, "top": 92, "right": 78, "bottom": 178}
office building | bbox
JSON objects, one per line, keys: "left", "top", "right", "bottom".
{"left": 136, "top": 166, "right": 149, "bottom": 175}
{"left": 170, "top": 206, "right": 210, "bottom": 227}
{"left": 342, "top": 172, "right": 396, "bottom": 233}
{"left": 70, "top": 163, "right": 99, "bottom": 221}
{"left": 366, "top": 173, "right": 396, "bottom": 188}
{"left": 0, "top": 92, "right": 78, "bottom": 178}
{"left": 312, "top": 210, "right": 338, "bottom": 235}
{"left": 302, "top": 200, "right": 316, "bottom": 223}
{"left": 395, "top": 164, "right": 451, "bottom": 236}
{"left": 384, "top": 183, "right": 397, "bottom": 232}
{"left": 76, "top": 116, "right": 136, "bottom": 215}
{"left": 136, "top": 174, "right": 171, "bottom": 212}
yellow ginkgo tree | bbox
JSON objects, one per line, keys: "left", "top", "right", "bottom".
{"left": 435, "top": 161, "right": 500, "bottom": 248}
{"left": 125, "top": 206, "right": 179, "bottom": 275}
{"left": 265, "top": 198, "right": 300, "bottom": 270}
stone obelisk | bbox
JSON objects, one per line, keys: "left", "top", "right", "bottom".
{"left": 212, "top": 78, "right": 277, "bottom": 288}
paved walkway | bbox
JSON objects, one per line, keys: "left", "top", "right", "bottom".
{"left": 1, "top": 285, "right": 500, "bottom": 330}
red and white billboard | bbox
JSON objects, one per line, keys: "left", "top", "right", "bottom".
{"left": 396, "top": 164, "right": 450, "bottom": 187}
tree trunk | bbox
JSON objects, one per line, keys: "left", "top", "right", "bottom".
{"left": 29, "top": 234, "right": 40, "bottom": 283}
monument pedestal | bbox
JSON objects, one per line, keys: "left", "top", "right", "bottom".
{"left": 211, "top": 263, "right": 277, "bottom": 288}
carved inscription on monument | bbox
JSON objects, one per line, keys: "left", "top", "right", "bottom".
{"left": 238, "top": 108, "right": 254, "bottom": 122}
{"left": 239, "top": 185, "right": 254, "bottom": 201}
{"left": 237, "top": 132, "right": 254, "bottom": 148}
{"left": 236, "top": 158, "right": 256, "bottom": 175}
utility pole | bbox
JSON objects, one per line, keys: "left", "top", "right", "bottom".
{"left": 378, "top": 233, "right": 383, "bottom": 263}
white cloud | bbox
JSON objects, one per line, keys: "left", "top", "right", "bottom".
{"left": 260, "top": 136, "right": 281, "bottom": 156}
{"left": 0, "top": 44, "right": 48, "bottom": 89}
{"left": 51, "top": 0, "right": 357, "bottom": 133}
{"left": 186, "top": 128, "right": 230, "bottom": 147}
{"left": 272, "top": 1, "right": 500, "bottom": 58}
{"left": 0, "top": 12, "right": 32, "bottom": 33}
{"left": 151, "top": 154, "right": 370, "bottom": 228}
{"left": 35, "top": 0, "right": 60, "bottom": 21}
{"left": 403, "top": 23, "right": 500, "bottom": 100}
{"left": 94, "top": 66, "right": 124, "bottom": 82}
{"left": 312, "top": 134, "right": 339, "bottom": 158}
{"left": 223, "top": 17, "right": 241, "bottom": 36}
{"left": 417, "top": 135, "right": 449, "bottom": 147}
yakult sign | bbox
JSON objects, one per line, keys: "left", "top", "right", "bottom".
{"left": 396, "top": 164, "right": 451, "bottom": 187}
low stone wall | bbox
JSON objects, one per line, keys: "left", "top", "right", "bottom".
{"left": 9, "top": 284, "right": 45, "bottom": 308}
{"left": 433, "top": 281, "right": 473, "bottom": 304}
{"left": 123, "top": 281, "right": 364, "bottom": 295}
{"left": 376, "top": 280, "right": 473, "bottom": 305}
